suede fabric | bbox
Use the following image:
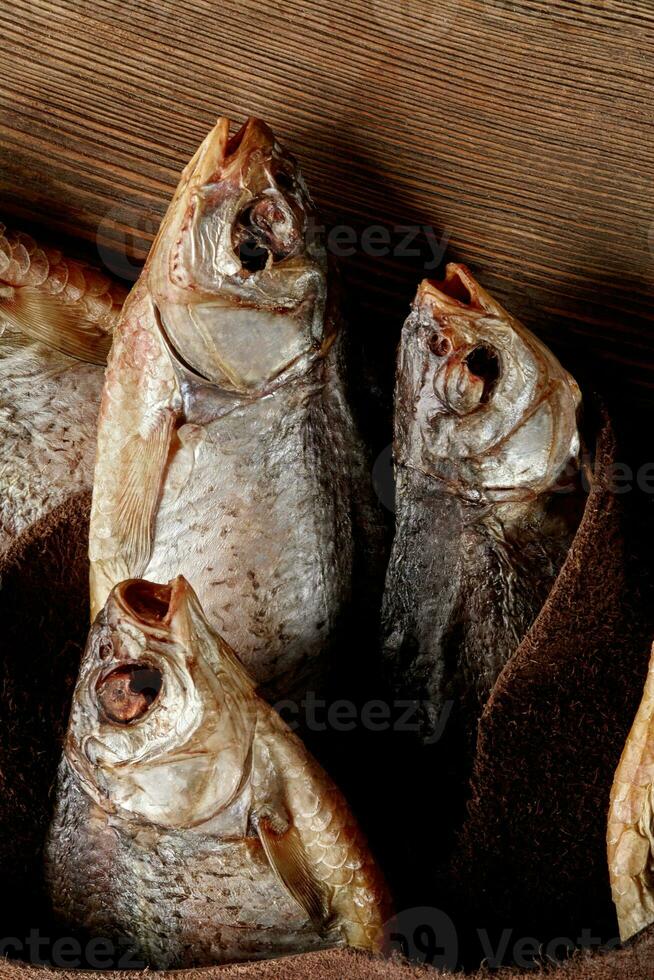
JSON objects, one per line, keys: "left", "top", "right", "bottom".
{"left": 451, "top": 404, "right": 654, "bottom": 956}
{"left": 0, "top": 405, "right": 652, "bottom": 977}
{"left": 1, "top": 929, "right": 654, "bottom": 980}
{"left": 0, "top": 492, "right": 92, "bottom": 941}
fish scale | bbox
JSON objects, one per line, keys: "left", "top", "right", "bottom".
{"left": 258, "top": 708, "right": 390, "bottom": 949}
{"left": 47, "top": 765, "right": 128, "bottom": 945}
{"left": 0, "top": 223, "right": 126, "bottom": 553}
{"left": 50, "top": 766, "right": 325, "bottom": 968}
{"left": 0, "top": 224, "right": 119, "bottom": 299}
{"left": 0, "top": 328, "right": 104, "bottom": 551}
{"left": 142, "top": 349, "right": 353, "bottom": 698}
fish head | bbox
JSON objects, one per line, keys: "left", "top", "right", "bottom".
{"left": 65, "top": 576, "right": 257, "bottom": 829}
{"left": 396, "top": 264, "right": 581, "bottom": 503}
{"left": 148, "top": 117, "right": 330, "bottom": 393}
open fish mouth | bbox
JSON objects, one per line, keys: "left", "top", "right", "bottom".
{"left": 148, "top": 116, "right": 330, "bottom": 393}
{"left": 112, "top": 576, "right": 197, "bottom": 627}
{"left": 115, "top": 579, "right": 175, "bottom": 625}
{"left": 396, "top": 263, "right": 582, "bottom": 503}
{"left": 419, "top": 263, "right": 486, "bottom": 310}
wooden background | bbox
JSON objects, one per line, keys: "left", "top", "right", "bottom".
{"left": 1, "top": 0, "right": 653, "bottom": 454}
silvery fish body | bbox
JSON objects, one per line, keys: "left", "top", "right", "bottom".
{"left": 46, "top": 577, "right": 390, "bottom": 968}
{"left": 0, "top": 224, "right": 125, "bottom": 552}
{"left": 89, "top": 118, "right": 379, "bottom": 702}
{"left": 381, "top": 265, "right": 584, "bottom": 748}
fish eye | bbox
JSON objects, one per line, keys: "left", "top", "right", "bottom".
{"left": 96, "top": 664, "right": 163, "bottom": 725}
{"left": 428, "top": 333, "right": 452, "bottom": 357}
{"left": 465, "top": 344, "right": 501, "bottom": 403}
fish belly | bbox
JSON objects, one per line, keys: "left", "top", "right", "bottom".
{"left": 381, "top": 474, "right": 465, "bottom": 739}
{"left": 382, "top": 468, "right": 579, "bottom": 740}
{"left": 0, "top": 334, "right": 102, "bottom": 552}
{"left": 145, "top": 388, "right": 353, "bottom": 701}
{"left": 46, "top": 767, "right": 328, "bottom": 968}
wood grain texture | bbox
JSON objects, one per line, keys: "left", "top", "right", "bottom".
{"left": 1, "top": 0, "right": 653, "bottom": 433}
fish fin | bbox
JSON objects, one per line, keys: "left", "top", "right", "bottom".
{"left": 0, "top": 286, "right": 112, "bottom": 364}
{"left": 89, "top": 285, "right": 181, "bottom": 618}
{"left": 256, "top": 813, "right": 331, "bottom": 933}
{"left": 114, "top": 412, "right": 176, "bottom": 578}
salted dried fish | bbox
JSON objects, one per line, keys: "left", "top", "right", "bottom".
{"left": 381, "top": 265, "right": 584, "bottom": 747}
{"left": 608, "top": 644, "right": 654, "bottom": 942}
{"left": 0, "top": 223, "right": 126, "bottom": 551}
{"left": 89, "top": 118, "right": 379, "bottom": 701}
{"left": 46, "top": 576, "right": 390, "bottom": 968}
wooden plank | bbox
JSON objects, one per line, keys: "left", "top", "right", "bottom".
{"left": 1, "top": 0, "right": 653, "bottom": 431}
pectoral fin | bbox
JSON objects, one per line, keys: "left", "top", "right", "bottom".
{"left": 256, "top": 813, "right": 331, "bottom": 933}
{"left": 115, "top": 412, "right": 176, "bottom": 578}
{"left": 0, "top": 287, "right": 113, "bottom": 364}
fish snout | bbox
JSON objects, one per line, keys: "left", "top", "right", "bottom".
{"left": 414, "top": 265, "right": 505, "bottom": 413}
{"left": 224, "top": 116, "right": 276, "bottom": 166}
{"left": 426, "top": 329, "right": 453, "bottom": 358}
{"left": 94, "top": 577, "right": 194, "bottom": 726}
{"left": 224, "top": 118, "right": 311, "bottom": 273}
{"left": 183, "top": 116, "right": 276, "bottom": 191}
{"left": 416, "top": 263, "right": 491, "bottom": 316}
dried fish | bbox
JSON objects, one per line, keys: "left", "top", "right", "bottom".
{"left": 46, "top": 576, "right": 390, "bottom": 967}
{"left": 89, "top": 118, "right": 380, "bottom": 701}
{"left": 381, "top": 265, "right": 584, "bottom": 749}
{"left": 0, "top": 223, "right": 125, "bottom": 551}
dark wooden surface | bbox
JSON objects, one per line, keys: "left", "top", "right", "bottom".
{"left": 1, "top": 0, "right": 654, "bottom": 434}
